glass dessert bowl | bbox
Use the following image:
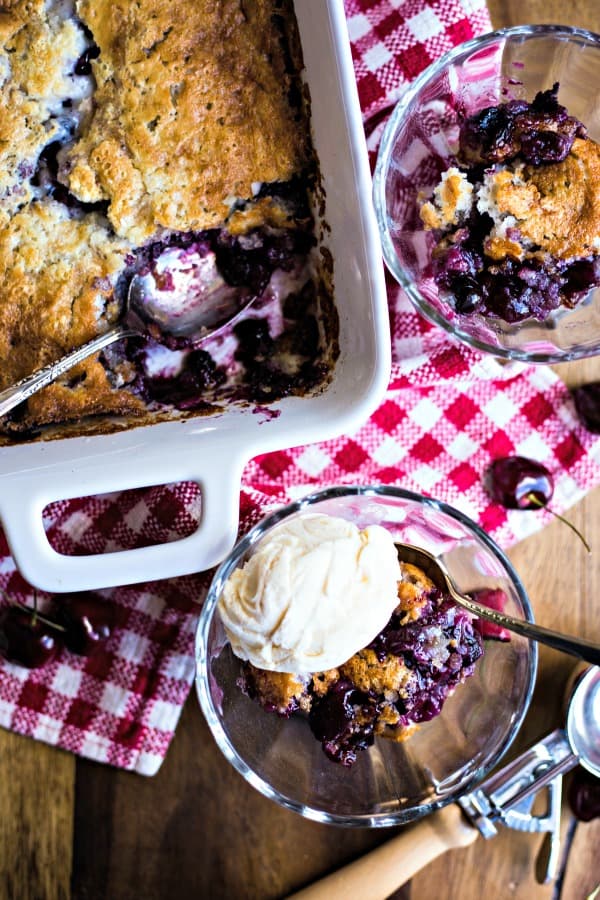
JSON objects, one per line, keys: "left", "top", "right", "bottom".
{"left": 195, "top": 486, "right": 537, "bottom": 826}
{"left": 373, "top": 25, "right": 600, "bottom": 363}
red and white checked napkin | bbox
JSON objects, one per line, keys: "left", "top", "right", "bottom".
{"left": 1, "top": 0, "right": 600, "bottom": 775}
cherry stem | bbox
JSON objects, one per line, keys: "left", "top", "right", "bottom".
{"left": 0, "top": 588, "right": 66, "bottom": 632}
{"left": 526, "top": 493, "right": 591, "bottom": 553}
{"left": 21, "top": 607, "right": 66, "bottom": 633}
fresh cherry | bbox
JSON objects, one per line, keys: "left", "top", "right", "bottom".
{"left": 572, "top": 382, "right": 600, "bottom": 433}
{"left": 470, "top": 588, "right": 511, "bottom": 642}
{"left": 484, "top": 456, "right": 553, "bottom": 508}
{"left": 0, "top": 604, "right": 60, "bottom": 668}
{"left": 484, "top": 456, "right": 591, "bottom": 552}
{"left": 54, "top": 592, "right": 115, "bottom": 655}
{"left": 568, "top": 766, "right": 600, "bottom": 821}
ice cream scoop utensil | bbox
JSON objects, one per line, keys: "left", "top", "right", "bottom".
{"left": 288, "top": 666, "right": 600, "bottom": 899}
{"left": 0, "top": 265, "right": 254, "bottom": 419}
{"left": 396, "top": 543, "right": 600, "bottom": 666}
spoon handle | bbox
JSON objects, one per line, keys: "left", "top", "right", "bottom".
{"left": 0, "top": 324, "right": 136, "bottom": 418}
{"left": 450, "top": 588, "right": 600, "bottom": 666}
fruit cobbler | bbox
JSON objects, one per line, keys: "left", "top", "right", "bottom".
{"left": 420, "top": 84, "right": 600, "bottom": 322}
{"left": 0, "top": 0, "right": 338, "bottom": 440}
{"left": 239, "top": 558, "right": 484, "bottom": 767}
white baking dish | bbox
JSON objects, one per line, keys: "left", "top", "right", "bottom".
{"left": 0, "top": 0, "right": 390, "bottom": 593}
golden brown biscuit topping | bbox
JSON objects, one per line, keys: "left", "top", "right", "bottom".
{"left": 503, "top": 138, "right": 600, "bottom": 259}
{"left": 65, "top": 0, "right": 309, "bottom": 243}
{"left": 0, "top": 200, "right": 141, "bottom": 424}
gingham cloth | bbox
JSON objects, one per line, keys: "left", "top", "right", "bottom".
{"left": 1, "top": 0, "right": 600, "bottom": 775}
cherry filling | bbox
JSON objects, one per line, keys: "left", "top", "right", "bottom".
{"left": 322, "top": 597, "right": 481, "bottom": 766}
{"left": 433, "top": 216, "right": 599, "bottom": 323}
{"left": 241, "top": 590, "right": 484, "bottom": 768}
{"left": 429, "top": 84, "right": 600, "bottom": 322}
{"left": 369, "top": 596, "right": 484, "bottom": 725}
{"left": 73, "top": 43, "right": 100, "bottom": 77}
{"left": 32, "top": 140, "right": 108, "bottom": 214}
{"left": 459, "top": 83, "right": 586, "bottom": 167}
{"left": 309, "top": 680, "right": 379, "bottom": 768}
{"left": 107, "top": 227, "right": 325, "bottom": 410}
{"left": 130, "top": 344, "right": 225, "bottom": 411}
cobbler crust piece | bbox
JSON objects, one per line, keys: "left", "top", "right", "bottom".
{"left": 495, "top": 139, "right": 600, "bottom": 260}
{"left": 0, "top": 201, "right": 140, "bottom": 425}
{"left": 66, "top": 0, "right": 309, "bottom": 243}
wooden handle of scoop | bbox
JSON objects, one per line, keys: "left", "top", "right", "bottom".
{"left": 287, "top": 803, "right": 478, "bottom": 900}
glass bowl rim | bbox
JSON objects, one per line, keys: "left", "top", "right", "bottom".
{"left": 195, "top": 484, "right": 538, "bottom": 828}
{"left": 372, "top": 23, "right": 600, "bottom": 365}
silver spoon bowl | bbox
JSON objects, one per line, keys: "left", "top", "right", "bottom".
{"left": 397, "top": 542, "right": 600, "bottom": 667}
{"left": 0, "top": 247, "right": 255, "bottom": 419}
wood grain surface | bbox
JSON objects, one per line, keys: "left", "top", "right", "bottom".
{"left": 2, "top": 2, "right": 600, "bottom": 899}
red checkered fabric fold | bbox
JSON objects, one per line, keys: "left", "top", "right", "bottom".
{"left": 1, "top": 0, "right": 599, "bottom": 775}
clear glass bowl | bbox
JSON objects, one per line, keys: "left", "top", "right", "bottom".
{"left": 195, "top": 486, "right": 537, "bottom": 827}
{"left": 373, "top": 25, "right": 600, "bottom": 363}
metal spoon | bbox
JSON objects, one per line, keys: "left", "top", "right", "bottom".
{"left": 0, "top": 249, "right": 254, "bottom": 418}
{"left": 397, "top": 542, "right": 600, "bottom": 666}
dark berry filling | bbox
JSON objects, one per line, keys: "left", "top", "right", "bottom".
{"left": 428, "top": 84, "right": 600, "bottom": 323}
{"left": 309, "top": 680, "right": 379, "bottom": 767}
{"left": 73, "top": 43, "right": 100, "bottom": 76}
{"left": 104, "top": 225, "right": 325, "bottom": 410}
{"left": 459, "top": 83, "right": 586, "bottom": 167}
{"left": 369, "top": 595, "right": 483, "bottom": 727}
{"left": 240, "top": 587, "right": 484, "bottom": 768}
{"left": 32, "top": 140, "right": 109, "bottom": 214}
{"left": 433, "top": 216, "right": 597, "bottom": 323}
{"left": 131, "top": 343, "right": 225, "bottom": 410}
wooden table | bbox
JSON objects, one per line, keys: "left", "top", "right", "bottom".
{"left": 2, "top": 2, "right": 600, "bottom": 898}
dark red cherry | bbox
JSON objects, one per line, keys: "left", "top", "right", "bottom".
{"left": 568, "top": 766, "right": 600, "bottom": 821}
{"left": 0, "top": 605, "right": 60, "bottom": 668}
{"left": 55, "top": 592, "right": 115, "bottom": 656}
{"left": 484, "top": 456, "right": 553, "bottom": 509}
{"left": 572, "top": 382, "right": 600, "bottom": 433}
{"left": 470, "top": 588, "right": 511, "bottom": 642}
{"left": 73, "top": 44, "right": 100, "bottom": 76}
{"left": 484, "top": 455, "right": 591, "bottom": 551}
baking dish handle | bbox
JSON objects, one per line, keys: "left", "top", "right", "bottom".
{"left": 0, "top": 448, "right": 245, "bottom": 593}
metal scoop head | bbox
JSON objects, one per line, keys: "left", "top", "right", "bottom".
{"left": 567, "top": 665, "right": 600, "bottom": 777}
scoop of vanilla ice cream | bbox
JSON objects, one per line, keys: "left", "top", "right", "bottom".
{"left": 218, "top": 513, "right": 401, "bottom": 673}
